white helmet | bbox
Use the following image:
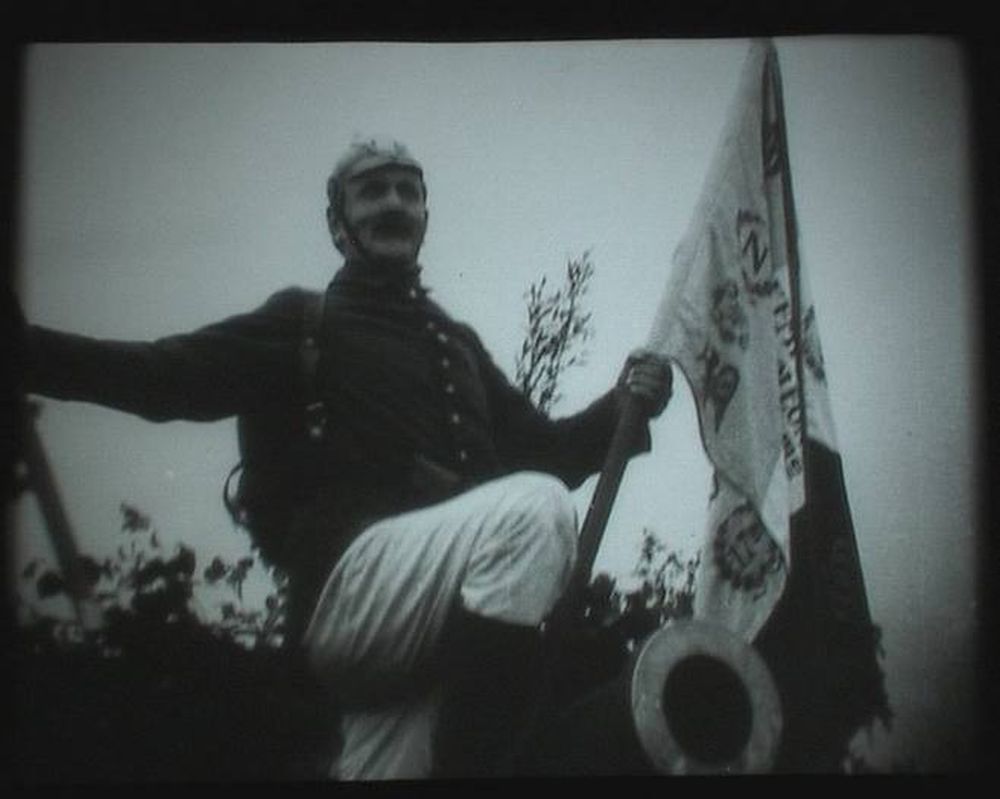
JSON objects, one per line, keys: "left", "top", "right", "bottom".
{"left": 326, "top": 136, "right": 425, "bottom": 232}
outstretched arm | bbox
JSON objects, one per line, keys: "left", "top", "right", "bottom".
{"left": 20, "top": 288, "right": 312, "bottom": 422}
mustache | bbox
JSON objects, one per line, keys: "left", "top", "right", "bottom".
{"left": 372, "top": 212, "right": 420, "bottom": 237}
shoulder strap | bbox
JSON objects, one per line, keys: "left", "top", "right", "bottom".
{"left": 299, "top": 289, "right": 326, "bottom": 404}
{"left": 299, "top": 289, "right": 328, "bottom": 439}
{"left": 224, "top": 287, "right": 329, "bottom": 527}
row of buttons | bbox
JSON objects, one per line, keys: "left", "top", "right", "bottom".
{"left": 425, "top": 316, "right": 469, "bottom": 464}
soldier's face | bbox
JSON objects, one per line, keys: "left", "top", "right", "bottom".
{"left": 340, "top": 166, "right": 428, "bottom": 264}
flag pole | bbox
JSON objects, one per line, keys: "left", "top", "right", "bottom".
{"left": 548, "top": 392, "right": 649, "bottom": 620}
{"left": 767, "top": 41, "right": 810, "bottom": 468}
{"left": 577, "top": 394, "right": 648, "bottom": 580}
{"left": 768, "top": 43, "right": 877, "bottom": 628}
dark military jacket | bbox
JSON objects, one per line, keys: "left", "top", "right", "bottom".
{"left": 25, "top": 260, "right": 649, "bottom": 640}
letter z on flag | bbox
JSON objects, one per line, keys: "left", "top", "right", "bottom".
{"left": 645, "top": 40, "right": 888, "bottom": 765}
{"left": 647, "top": 39, "right": 835, "bottom": 638}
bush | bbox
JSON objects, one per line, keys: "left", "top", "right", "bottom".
{"left": 12, "top": 504, "right": 330, "bottom": 783}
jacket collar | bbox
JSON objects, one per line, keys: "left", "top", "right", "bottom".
{"left": 332, "top": 258, "right": 427, "bottom": 295}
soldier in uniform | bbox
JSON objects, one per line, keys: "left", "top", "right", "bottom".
{"left": 20, "top": 137, "right": 673, "bottom": 779}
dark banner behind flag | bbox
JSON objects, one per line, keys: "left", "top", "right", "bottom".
{"left": 644, "top": 39, "right": 889, "bottom": 771}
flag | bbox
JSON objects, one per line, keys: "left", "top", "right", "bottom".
{"left": 646, "top": 40, "right": 889, "bottom": 770}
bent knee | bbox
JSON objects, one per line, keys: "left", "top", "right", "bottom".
{"left": 512, "top": 472, "right": 576, "bottom": 537}
{"left": 501, "top": 471, "right": 577, "bottom": 552}
{"left": 462, "top": 472, "right": 579, "bottom": 625}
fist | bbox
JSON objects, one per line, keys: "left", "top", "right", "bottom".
{"left": 617, "top": 348, "right": 673, "bottom": 418}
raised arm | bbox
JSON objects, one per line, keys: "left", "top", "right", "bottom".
{"left": 21, "top": 288, "right": 314, "bottom": 422}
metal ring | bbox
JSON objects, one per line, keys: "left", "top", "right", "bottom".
{"left": 630, "top": 619, "right": 782, "bottom": 774}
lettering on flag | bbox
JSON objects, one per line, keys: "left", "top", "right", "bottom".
{"left": 644, "top": 39, "right": 828, "bottom": 640}
{"left": 644, "top": 40, "right": 887, "bottom": 764}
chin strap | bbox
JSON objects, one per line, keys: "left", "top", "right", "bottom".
{"left": 334, "top": 214, "right": 368, "bottom": 262}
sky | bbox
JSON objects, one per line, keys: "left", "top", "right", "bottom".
{"left": 8, "top": 37, "right": 980, "bottom": 772}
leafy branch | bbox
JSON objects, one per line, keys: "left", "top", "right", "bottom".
{"left": 515, "top": 250, "right": 595, "bottom": 415}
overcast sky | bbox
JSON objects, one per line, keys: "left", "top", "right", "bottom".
{"left": 10, "top": 37, "right": 979, "bottom": 771}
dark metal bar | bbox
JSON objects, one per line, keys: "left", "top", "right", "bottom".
{"left": 20, "top": 403, "right": 99, "bottom": 628}
{"left": 575, "top": 392, "right": 648, "bottom": 585}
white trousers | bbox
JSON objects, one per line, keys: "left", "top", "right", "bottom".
{"left": 302, "top": 471, "right": 578, "bottom": 780}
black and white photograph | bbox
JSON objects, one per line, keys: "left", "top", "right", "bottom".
{"left": 6, "top": 33, "right": 985, "bottom": 778}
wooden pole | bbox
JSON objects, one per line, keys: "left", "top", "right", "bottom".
{"left": 575, "top": 393, "right": 648, "bottom": 581}
{"left": 547, "top": 392, "right": 649, "bottom": 631}
{"left": 20, "top": 402, "right": 101, "bottom": 630}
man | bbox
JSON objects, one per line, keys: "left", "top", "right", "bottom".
{"left": 21, "top": 137, "right": 673, "bottom": 779}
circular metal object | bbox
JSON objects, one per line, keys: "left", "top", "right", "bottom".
{"left": 630, "top": 619, "right": 782, "bottom": 774}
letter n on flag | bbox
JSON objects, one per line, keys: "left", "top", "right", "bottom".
{"left": 645, "top": 40, "right": 890, "bottom": 770}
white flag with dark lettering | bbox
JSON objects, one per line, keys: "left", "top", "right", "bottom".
{"left": 644, "top": 42, "right": 889, "bottom": 762}
{"left": 646, "top": 40, "right": 837, "bottom": 640}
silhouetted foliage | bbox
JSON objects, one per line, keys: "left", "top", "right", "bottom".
{"left": 600, "top": 528, "right": 700, "bottom": 639}
{"left": 13, "top": 504, "right": 329, "bottom": 783}
{"left": 541, "top": 527, "right": 700, "bottom": 713}
{"left": 515, "top": 251, "right": 595, "bottom": 415}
